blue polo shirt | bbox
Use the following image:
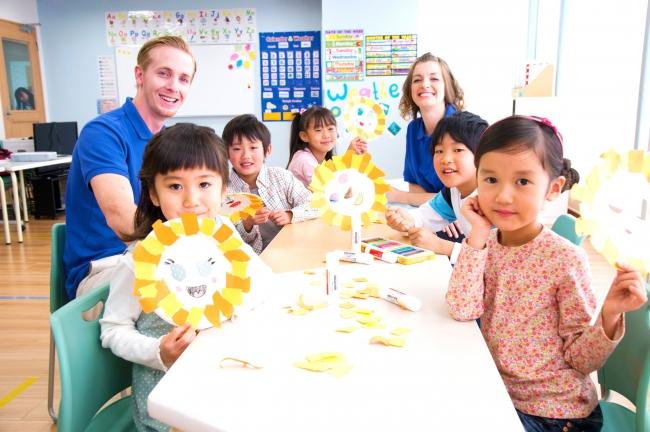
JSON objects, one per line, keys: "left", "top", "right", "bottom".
{"left": 63, "top": 98, "right": 152, "bottom": 299}
{"left": 403, "top": 104, "right": 456, "bottom": 193}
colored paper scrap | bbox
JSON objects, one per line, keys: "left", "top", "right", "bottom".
{"left": 219, "top": 357, "right": 263, "bottom": 369}
{"left": 295, "top": 352, "right": 352, "bottom": 377}
{"left": 370, "top": 336, "right": 405, "bottom": 347}
{"left": 390, "top": 327, "right": 411, "bottom": 336}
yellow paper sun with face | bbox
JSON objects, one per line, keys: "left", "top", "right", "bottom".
{"left": 571, "top": 149, "right": 650, "bottom": 275}
{"left": 220, "top": 192, "right": 264, "bottom": 223}
{"left": 132, "top": 213, "right": 253, "bottom": 330}
{"left": 309, "top": 150, "right": 389, "bottom": 230}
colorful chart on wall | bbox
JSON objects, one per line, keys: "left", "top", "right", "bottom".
{"left": 221, "top": 192, "right": 264, "bottom": 223}
{"left": 571, "top": 149, "right": 650, "bottom": 274}
{"left": 365, "top": 34, "right": 417, "bottom": 76}
{"left": 132, "top": 214, "right": 253, "bottom": 330}
{"left": 259, "top": 31, "right": 322, "bottom": 122}
{"left": 310, "top": 150, "right": 389, "bottom": 229}
{"left": 342, "top": 95, "right": 386, "bottom": 141}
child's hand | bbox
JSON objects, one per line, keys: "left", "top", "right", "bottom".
{"left": 160, "top": 323, "right": 197, "bottom": 369}
{"left": 385, "top": 206, "right": 413, "bottom": 232}
{"left": 461, "top": 197, "right": 491, "bottom": 249}
{"left": 601, "top": 263, "right": 647, "bottom": 338}
{"left": 348, "top": 137, "right": 368, "bottom": 154}
{"left": 442, "top": 221, "right": 464, "bottom": 239}
{"left": 407, "top": 227, "right": 453, "bottom": 256}
{"left": 269, "top": 210, "right": 293, "bottom": 226}
{"left": 243, "top": 207, "right": 271, "bottom": 231}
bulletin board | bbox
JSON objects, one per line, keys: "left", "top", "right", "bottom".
{"left": 115, "top": 43, "right": 256, "bottom": 117}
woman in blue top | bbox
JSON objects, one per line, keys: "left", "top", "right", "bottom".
{"left": 389, "top": 53, "right": 465, "bottom": 206}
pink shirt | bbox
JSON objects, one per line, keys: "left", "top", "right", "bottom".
{"left": 287, "top": 149, "right": 319, "bottom": 188}
{"left": 446, "top": 228, "right": 623, "bottom": 419}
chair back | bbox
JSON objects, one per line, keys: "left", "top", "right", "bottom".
{"left": 50, "top": 283, "right": 133, "bottom": 432}
{"left": 50, "top": 223, "right": 69, "bottom": 313}
{"left": 551, "top": 214, "right": 585, "bottom": 246}
{"left": 598, "top": 286, "right": 650, "bottom": 432}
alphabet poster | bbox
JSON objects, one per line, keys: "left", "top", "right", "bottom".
{"left": 105, "top": 9, "right": 257, "bottom": 46}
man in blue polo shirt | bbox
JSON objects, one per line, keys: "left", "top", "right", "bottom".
{"left": 64, "top": 36, "right": 196, "bottom": 300}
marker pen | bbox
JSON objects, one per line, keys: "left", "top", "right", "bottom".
{"left": 363, "top": 245, "right": 398, "bottom": 264}
{"left": 337, "top": 250, "right": 374, "bottom": 265}
{"left": 379, "top": 287, "right": 422, "bottom": 312}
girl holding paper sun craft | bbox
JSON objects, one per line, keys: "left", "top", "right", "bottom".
{"left": 287, "top": 105, "right": 368, "bottom": 188}
{"left": 446, "top": 116, "right": 647, "bottom": 431}
{"left": 100, "top": 123, "right": 270, "bottom": 432}
{"left": 388, "top": 53, "right": 465, "bottom": 206}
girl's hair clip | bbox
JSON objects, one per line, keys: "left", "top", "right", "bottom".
{"left": 527, "top": 115, "right": 563, "bottom": 146}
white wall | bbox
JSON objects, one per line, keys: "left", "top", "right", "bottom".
{"left": 418, "top": 0, "right": 528, "bottom": 124}
{"left": 0, "top": 0, "right": 40, "bottom": 140}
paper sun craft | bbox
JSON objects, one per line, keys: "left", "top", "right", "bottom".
{"left": 220, "top": 192, "right": 264, "bottom": 223}
{"left": 132, "top": 213, "right": 253, "bottom": 330}
{"left": 571, "top": 149, "right": 650, "bottom": 275}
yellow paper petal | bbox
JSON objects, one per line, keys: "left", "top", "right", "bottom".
{"left": 336, "top": 326, "right": 358, "bottom": 333}
{"left": 391, "top": 327, "right": 411, "bottom": 336}
{"left": 199, "top": 217, "right": 216, "bottom": 235}
{"left": 222, "top": 287, "right": 243, "bottom": 305}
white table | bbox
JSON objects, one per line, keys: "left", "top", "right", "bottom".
{"left": 148, "top": 258, "right": 523, "bottom": 431}
{"left": 0, "top": 155, "right": 72, "bottom": 244}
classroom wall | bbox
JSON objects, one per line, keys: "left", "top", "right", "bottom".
{"left": 36, "top": 0, "right": 321, "bottom": 168}
{"left": 0, "top": 0, "right": 41, "bottom": 140}
{"left": 322, "top": 0, "right": 418, "bottom": 179}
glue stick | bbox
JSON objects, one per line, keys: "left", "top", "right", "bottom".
{"left": 379, "top": 287, "right": 422, "bottom": 312}
{"left": 325, "top": 251, "right": 341, "bottom": 295}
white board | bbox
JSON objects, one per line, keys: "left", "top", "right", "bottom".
{"left": 115, "top": 44, "right": 255, "bottom": 117}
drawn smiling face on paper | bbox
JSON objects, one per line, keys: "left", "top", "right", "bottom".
{"left": 158, "top": 234, "right": 229, "bottom": 306}
{"left": 325, "top": 169, "right": 375, "bottom": 216}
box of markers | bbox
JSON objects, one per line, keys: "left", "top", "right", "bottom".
{"left": 361, "top": 237, "right": 435, "bottom": 265}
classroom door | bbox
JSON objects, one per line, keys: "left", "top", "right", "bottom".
{"left": 0, "top": 19, "right": 45, "bottom": 138}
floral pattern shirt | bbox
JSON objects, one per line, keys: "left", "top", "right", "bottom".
{"left": 446, "top": 227, "right": 624, "bottom": 418}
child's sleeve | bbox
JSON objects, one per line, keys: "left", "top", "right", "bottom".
{"left": 410, "top": 189, "right": 455, "bottom": 230}
{"left": 557, "top": 248, "right": 624, "bottom": 375}
{"left": 233, "top": 221, "right": 263, "bottom": 254}
{"left": 99, "top": 255, "right": 168, "bottom": 371}
{"left": 284, "top": 170, "right": 319, "bottom": 222}
{"left": 445, "top": 241, "right": 488, "bottom": 321}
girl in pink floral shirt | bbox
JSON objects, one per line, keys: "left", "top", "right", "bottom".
{"left": 446, "top": 116, "right": 647, "bottom": 432}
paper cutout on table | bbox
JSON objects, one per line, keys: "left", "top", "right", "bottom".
{"left": 343, "top": 95, "right": 387, "bottom": 140}
{"left": 335, "top": 325, "right": 359, "bottom": 333}
{"left": 571, "top": 149, "right": 650, "bottom": 275}
{"left": 286, "top": 293, "right": 328, "bottom": 315}
{"left": 220, "top": 192, "right": 264, "bottom": 223}
{"left": 219, "top": 357, "right": 263, "bottom": 369}
{"left": 390, "top": 327, "right": 411, "bottom": 336}
{"left": 310, "top": 150, "right": 389, "bottom": 231}
{"left": 294, "top": 352, "right": 352, "bottom": 377}
{"left": 133, "top": 214, "right": 253, "bottom": 330}
{"left": 370, "top": 335, "right": 405, "bottom": 347}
